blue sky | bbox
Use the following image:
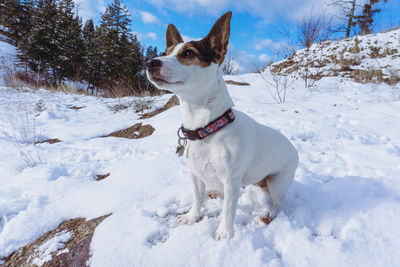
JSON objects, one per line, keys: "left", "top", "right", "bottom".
{"left": 74, "top": 0, "right": 400, "bottom": 73}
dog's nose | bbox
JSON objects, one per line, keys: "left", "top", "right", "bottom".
{"left": 146, "top": 59, "right": 162, "bottom": 72}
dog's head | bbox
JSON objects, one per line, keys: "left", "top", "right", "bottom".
{"left": 146, "top": 11, "right": 232, "bottom": 94}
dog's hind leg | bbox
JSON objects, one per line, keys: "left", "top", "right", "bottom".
{"left": 260, "top": 165, "right": 296, "bottom": 224}
{"left": 176, "top": 173, "right": 205, "bottom": 226}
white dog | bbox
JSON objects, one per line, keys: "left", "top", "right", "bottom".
{"left": 146, "top": 11, "right": 298, "bottom": 239}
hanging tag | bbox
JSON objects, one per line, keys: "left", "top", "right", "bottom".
{"left": 176, "top": 145, "right": 185, "bottom": 157}
{"left": 176, "top": 126, "right": 188, "bottom": 157}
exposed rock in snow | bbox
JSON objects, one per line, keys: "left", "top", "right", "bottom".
{"left": 2, "top": 215, "right": 110, "bottom": 267}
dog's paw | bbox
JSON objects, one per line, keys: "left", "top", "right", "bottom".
{"left": 207, "top": 190, "right": 223, "bottom": 199}
{"left": 260, "top": 207, "right": 279, "bottom": 224}
{"left": 175, "top": 212, "right": 200, "bottom": 226}
{"left": 215, "top": 222, "right": 234, "bottom": 240}
{"left": 260, "top": 215, "right": 275, "bottom": 224}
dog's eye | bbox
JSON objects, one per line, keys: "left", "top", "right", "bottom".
{"left": 182, "top": 49, "right": 195, "bottom": 58}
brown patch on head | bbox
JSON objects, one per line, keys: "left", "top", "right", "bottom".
{"left": 163, "top": 12, "right": 232, "bottom": 67}
{"left": 175, "top": 40, "right": 220, "bottom": 68}
{"left": 165, "top": 44, "right": 178, "bottom": 56}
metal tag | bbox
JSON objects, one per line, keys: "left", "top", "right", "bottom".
{"left": 176, "top": 145, "right": 185, "bottom": 157}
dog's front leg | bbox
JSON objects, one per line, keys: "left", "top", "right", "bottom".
{"left": 176, "top": 173, "right": 205, "bottom": 226}
{"left": 215, "top": 178, "right": 240, "bottom": 239}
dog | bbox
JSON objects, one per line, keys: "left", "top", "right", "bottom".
{"left": 146, "top": 11, "right": 298, "bottom": 239}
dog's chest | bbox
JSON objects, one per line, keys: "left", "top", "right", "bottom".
{"left": 186, "top": 141, "right": 223, "bottom": 189}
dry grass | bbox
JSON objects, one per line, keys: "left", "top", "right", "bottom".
{"left": 107, "top": 98, "right": 155, "bottom": 114}
{"left": 385, "top": 69, "right": 400, "bottom": 86}
{"left": 351, "top": 68, "right": 384, "bottom": 83}
{"left": 8, "top": 101, "right": 45, "bottom": 169}
{"left": 140, "top": 95, "right": 179, "bottom": 119}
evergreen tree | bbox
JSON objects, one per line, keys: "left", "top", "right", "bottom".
{"left": 27, "top": 0, "right": 84, "bottom": 84}
{"left": 56, "top": 0, "right": 85, "bottom": 81}
{"left": 28, "top": 0, "right": 60, "bottom": 84}
{"left": 16, "top": 0, "right": 36, "bottom": 69}
{"left": 97, "top": 0, "right": 145, "bottom": 94}
{"left": 98, "top": 0, "right": 132, "bottom": 80}
{"left": 353, "top": 0, "right": 388, "bottom": 35}
{"left": 145, "top": 45, "right": 158, "bottom": 62}
{"left": 82, "top": 19, "right": 101, "bottom": 92}
{"left": 0, "top": 0, "right": 21, "bottom": 43}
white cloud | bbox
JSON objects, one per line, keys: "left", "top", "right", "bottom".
{"left": 146, "top": 32, "right": 157, "bottom": 40}
{"left": 258, "top": 53, "right": 273, "bottom": 64}
{"left": 132, "top": 31, "right": 158, "bottom": 42}
{"left": 226, "top": 45, "right": 269, "bottom": 73}
{"left": 74, "top": 0, "right": 106, "bottom": 21}
{"left": 144, "top": 0, "right": 333, "bottom": 21}
{"left": 140, "top": 11, "right": 161, "bottom": 24}
{"left": 254, "top": 39, "right": 283, "bottom": 51}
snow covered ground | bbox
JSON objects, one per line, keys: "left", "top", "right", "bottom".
{"left": 1, "top": 69, "right": 400, "bottom": 266}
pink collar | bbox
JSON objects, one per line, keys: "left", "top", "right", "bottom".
{"left": 179, "top": 109, "right": 235, "bottom": 141}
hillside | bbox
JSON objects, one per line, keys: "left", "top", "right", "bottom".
{"left": 0, "top": 28, "right": 400, "bottom": 267}
{"left": 269, "top": 28, "right": 400, "bottom": 85}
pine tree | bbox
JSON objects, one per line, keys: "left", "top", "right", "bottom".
{"left": 97, "top": 0, "right": 145, "bottom": 94}
{"left": 98, "top": 0, "right": 132, "bottom": 80}
{"left": 56, "top": 0, "right": 85, "bottom": 81}
{"left": 16, "top": 0, "right": 36, "bottom": 70}
{"left": 353, "top": 0, "right": 388, "bottom": 35}
{"left": 28, "top": 0, "right": 60, "bottom": 84}
{"left": 0, "top": 0, "right": 21, "bottom": 43}
{"left": 82, "top": 19, "right": 101, "bottom": 92}
{"left": 145, "top": 45, "right": 158, "bottom": 62}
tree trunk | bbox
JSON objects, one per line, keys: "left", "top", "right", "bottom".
{"left": 346, "top": 0, "right": 356, "bottom": 38}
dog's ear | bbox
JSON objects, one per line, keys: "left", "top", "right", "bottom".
{"left": 166, "top": 24, "right": 184, "bottom": 48}
{"left": 205, "top": 11, "right": 232, "bottom": 64}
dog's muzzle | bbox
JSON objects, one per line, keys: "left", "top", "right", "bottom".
{"left": 146, "top": 59, "right": 162, "bottom": 73}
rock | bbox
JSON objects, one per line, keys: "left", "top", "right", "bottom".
{"left": 104, "top": 123, "right": 155, "bottom": 139}
{"left": 35, "top": 139, "right": 62, "bottom": 144}
{"left": 224, "top": 80, "right": 250, "bottom": 86}
{"left": 96, "top": 173, "right": 110, "bottom": 181}
{"left": 139, "top": 95, "right": 179, "bottom": 119}
{"left": 2, "top": 215, "right": 111, "bottom": 267}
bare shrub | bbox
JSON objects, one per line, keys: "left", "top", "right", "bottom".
{"left": 34, "top": 100, "right": 46, "bottom": 114}
{"left": 351, "top": 67, "right": 384, "bottom": 83}
{"left": 391, "top": 84, "right": 400, "bottom": 101}
{"left": 273, "top": 25, "right": 298, "bottom": 59}
{"left": 108, "top": 98, "right": 155, "bottom": 113}
{"left": 298, "top": 9, "right": 332, "bottom": 50}
{"left": 260, "top": 68, "right": 296, "bottom": 104}
{"left": 386, "top": 69, "right": 400, "bottom": 86}
{"left": 108, "top": 102, "right": 132, "bottom": 113}
{"left": 295, "top": 10, "right": 332, "bottom": 89}
{"left": 297, "top": 43, "right": 328, "bottom": 89}
{"left": 133, "top": 98, "right": 155, "bottom": 113}
{"left": 222, "top": 54, "right": 239, "bottom": 75}
{"left": 8, "top": 102, "right": 45, "bottom": 169}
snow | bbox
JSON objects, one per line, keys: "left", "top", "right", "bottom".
{"left": 268, "top": 28, "right": 400, "bottom": 83}
{"left": 1, "top": 33, "right": 400, "bottom": 266}
{"left": 32, "top": 230, "right": 73, "bottom": 266}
